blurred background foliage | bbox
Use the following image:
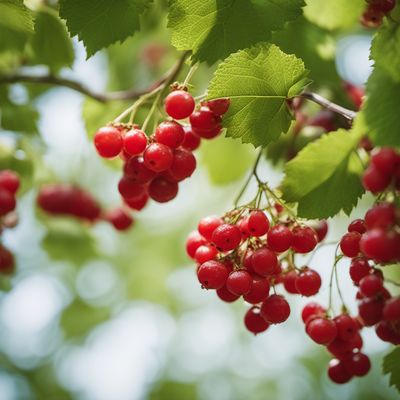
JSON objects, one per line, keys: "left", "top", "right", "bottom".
{"left": 0, "top": 1, "right": 399, "bottom": 399}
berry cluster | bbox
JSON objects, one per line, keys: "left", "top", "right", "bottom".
{"left": 93, "top": 90, "right": 229, "bottom": 215}
{"left": 0, "top": 169, "right": 20, "bottom": 275}
{"left": 37, "top": 183, "right": 133, "bottom": 231}
{"left": 360, "top": 0, "right": 396, "bottom": 27}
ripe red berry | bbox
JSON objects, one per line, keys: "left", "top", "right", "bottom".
{"left": 349, "top": 257, "right": 371, "bottom": 284}
{"left": 0, "top": 170, "right": 20, "bottom": 194}
{"left": 123, "top": 128, "right": 147, "bottom": 156}
{"left": 123, "top": 156, "right": 156, "bottom": 184}
{"left": 291, "top": 226, "right": 318, "bottom": 253}
{"left": 267, "top": 224, "right": 293, "bottom": 252}
{"left": 243, "top": 277, "right": 270, "bottom": 304}
{"left": 244, "top": 307, "right": 270, "bottom": 335}
{"left": 143, "top": 143, "right": 174, "bottom": 172}
{"left": 340, "top": 232, "right": 361, "bottom": 257}
{"left": 197, "top": 260, "right": 229, "bottom": 289}
{"left": 364, "top": 202, "right": 396, "bottom": 230}
{"left": 186, "top": 231, "right": 206, "bottom": 258}
{"left": 168, "top": 148, "right": 196, "bottom": 181}
{"left": 216, "top": 285, "right": 240, "bottom": 302}
{"left": 360, "top": 228, "right": 399, "bottom": 263}
{"left": 362, "top": 165, "right": 391, "bottom": 193}
{"left": 370, "top": 0, "right": 396, "bottom": 13}
{"left": 202, "top": 98, "right": 230, "bottom": 116}
{"left": 148, "top": 177, "right": 178, "bottom": 203}
{"left": 190, "top": 106, "right": 221, "bottom": 131}
{"left": 181, "top": 126, "right": 201, "bottom": 151}
{"left": 69, "top": 188, "right": 101, "bottom": 221}
{"left": 94, "top": 126, "right": 123, "bottom": 158}
{"left": 247, "top": 211, "right": 269, "bottom": 236}
{"left": 164, "top": 90, "right": 195, "bottom": 120}
{"left": 383, "top": 297, "right": 400, "bottom": 321}
{"left": 226, "top": 270, "right": 253, "bottom": 295}
{"left": 360, "top": 6, "right": 384, "bottom": 28}
{"left": 194, "top": 244, "right": 218, "bottom": 264}
{"left": 334, "top": 314, "right": 359, "bottom": 342}
{"left": 238, "top": 217, "right": 250, "bottom": 239}
{"left": 375, "top": 321, "right": 400, "bottom": 344}
{"left": 328, "top": 359, "right": 353, "bottom": 384}
{"left": 0, "top": 188, "right": 16, "bottom": 216}
{"left": 105, "top": 208, "right": 134, "bottom": 231}
{"left": 124, "top": 192, "right": 149, "bottom": 211}
{"left": 301, "top": 302, "right": 326, "bottom": 324}
{"left": 312, "top": 220, "right": 328, "bottom": 242}
{"left": 306, "top": 317, "right": 337, "bottom": 345}
{"left": 283, "top": 270, "right": 299, "bottom": 294}
{"left": 358, "top": 297, "right": 384, "bottom": 326}
{"left": 118, "top": 177, "right": 146, "bottom": 200}
{"left": 295, "top": 268, "right": 321, "bottom": 297}
{"left": 260, "top": 294, "right": 290, "bottom": 324}
{"left": 155, "top": 121, "right": 185, "bottom": 149}
{"left": 344, "top": 353, "right": 371, "bottom": 377}
{"left": 251, "top": 248, "right": 278, "bottom": 277}
{"left": 198, "top": 216, "right": 224, "bottom": 241}
{"left": 211, "top": 224, "right": 242, "bottom": 251}
{"left": 371, "top": 147, "right": 398, "bottom": 175}
{"left": 359, "top": 274, "right": 384, "bottom": 297}
{"left": 348, "top": 219, "right": 367, "bottom": 234}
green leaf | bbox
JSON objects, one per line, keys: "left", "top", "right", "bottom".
{"left": 59, "top": 0, "right": 151, "bottom": 57}
{"left": 371, "top": 19, "right": 400, "bottom": 83}
{"left": 30, "top": 7, "right": 74, "bottom": 73}
{"left": 0, "top": 0, "right": 34, "bottom": 54}
{"left": 168, "top": 0, "right": 304, "bottom": 64}
{"left": 304, "top": 0, "right": 365, "bottom": 30}
{"left": 200, "top": 135, "right": 254, "bottom": 185}
{"left": 0, "top": 102, "right": 38, "bottom": 134}
{"left": 207, "top": 43, "right": 311, "bottom": 148}
{"left": 281, "top": 122, "right": 365, "bottom": 219}
{"left": 364, "top": 68, "right": 400, "bottom": 146}
{"left": 383, "top": 347, "right": 400, "bottom": 393}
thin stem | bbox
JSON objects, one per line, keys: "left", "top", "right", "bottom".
{"left": 142, "top": 89, "right": 163, "bottom": 132}
{"left": 299, "top": 92, "right": 357, "bottom": 121}
{"left": 183, "top": 64, "right": 198, "bottom": 87}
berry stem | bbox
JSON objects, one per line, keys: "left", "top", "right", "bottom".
{"left": 182, "top": 64, "right": 198, "bottom": 87}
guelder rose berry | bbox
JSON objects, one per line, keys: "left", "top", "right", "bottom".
{"left": 212, "top": 224, "right": 241, "bottom": 251}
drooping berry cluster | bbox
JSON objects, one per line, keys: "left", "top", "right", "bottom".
{"left": 0, "top": 169, "right": 20, "bottom": 275}
{"left": 360, "top": 0, "right": 396, "bottom": 28}
{"left": 93, "top": 90, "right": 230, "bottom": 215}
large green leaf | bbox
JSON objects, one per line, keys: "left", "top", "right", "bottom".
{"left": 281, "top": 121, "right": 365, "bottom": 218}
{"left": 383, "top": 347, "right": 400, "bottom": 394}
{"left": 0, "top": 102, "right": 38, "bottom": 134}
{"left": 371, "top": 19, "right": 400, "bottom": 83}
{"left": 364, "top": 68, "right": 400, "bottom": 146}
{"left": 304, "top": 0, "right": 365, "bottom": 30}
{"left": 30, "top": 7, "right": 74, "bottom": 73}
{"left": 168, "top": 0, "right": 304, "bottom": 64}
{"left": 59, "top": 0, "right": 152, "bottom": 57}
{"left": 207, "top": 43, "right": 311, "bottom": 148}
{"left": 0, "top": 0, "right": 34, "bottom": 53}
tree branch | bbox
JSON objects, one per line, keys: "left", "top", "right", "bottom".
{"left": 299, "top": 92, "right": 357, "bottom": 121}
{"left": 0, "top": 52, "right": 189, "bottom": 103}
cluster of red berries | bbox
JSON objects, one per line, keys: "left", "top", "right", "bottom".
{"left": 361, "top": 0, "right": 396, "bottom": 27}
{"left": 37, "top": 183, "right": 134, "bottom": 231}
{"left": 186, "top": 206, "right": 329, "bottom": 335}
{"left": 0, "top": 169, "right": 20, "bottom": 275}
{"left": 93, "top": 89, "right": 229, "bottom": 214}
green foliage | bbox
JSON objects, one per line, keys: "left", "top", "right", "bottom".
{"left": 304, "top": 0, "right": 365, "bottom": 30}
{"left": 1, "top": 102, "right": 38, "bottom": 134}
{"left": 0, "top": 0, "right": 34, "bottom": 54}
{"left": 383, "top": 347, "right": 400, "bottom": 393}
{"left": 281, "top": 123, "right": 364, "bottom": 218}
{"left": 30, "top": 7, "right": 74, "bottom": 73}
{"left": 207, "top": 43, "right": 310, "bottom": 148}
{"left": 168, "top": 0, "right": 304, "bottom": 64}
{"left": 59, "top": 0, "right": 152, "bottom": 57}
{"left": 364, "top": 68, "right": 400, "bottom": 146}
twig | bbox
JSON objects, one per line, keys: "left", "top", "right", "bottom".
{"left": 299, "top": 92, "right": 357, "bottom": 121}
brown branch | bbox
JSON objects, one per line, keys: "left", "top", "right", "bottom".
{"left": 299, "top": 92, "right": 357, "bottom": 121}
{"left": 0, "top": 52, "right": 189, "bottom": 103}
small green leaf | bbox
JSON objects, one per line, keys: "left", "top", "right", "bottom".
{"left": 0, "top": 0, "right": 34, "bottom": 54}
{"left": 0, "top": 102, "right": 38, "bottom": 134}
{"left": 168, "top": 0, "right": 304, "bottom": 64}
{"left": 281, "top": 123, "right": 364, "bottom": 218}
{"left": 383, "top": 347, "right": 400, "bottom": 394}
{"left": 59, "top": 0, "right": 152, "bottom": 57}
{"left": 364, "top": 68, "right": 400, "bottom": 146}
{"left": 371, "top": 19, "right": 400, "bottom": 83}
{"left": 304, "top": 0, "right": 365, "bottom": 30}
{"left": 207, "top": 43, "right": 310, "bottom": 148}
{"left": 30, "top": 7, "right": 74, "bottom": 73}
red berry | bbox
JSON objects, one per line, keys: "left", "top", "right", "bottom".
{"left": 226, "top": 270, "right": 253, "bottom": 295}
{"left": 164, "top": 90, "right": 195, "bottom": 120}
{"left": 334, "top": 314, "right": 359, "bottom": 342}
{"left": 312, "top": 220, "right": 328, "bottom": 242}
{"left": 344, "top": 353, "right": 371, "bottom": 377}
{"left": 383, "top": 297, "right": 400, "bottom": 321}
{"left": 360, "top": 6, "right": 384, "bottom": 28}
{"left": 359, "top": 274, "right": 383, "bottom": 297}
{"left": 348, "top": 219, "right": 367, "bottom": 234}
{"left": 190, "top": 106, "right": 221, "bottom": 132}
{"left": 243, "top": 277, "right": 270, "bottom": 304}
{"left": 211, "top": 224, "right": 242, "bottom": 252}
{"left": 291, "top": 226, "right": 317, "bottom": 253}
{"left": 198, "top": 216, "right": 224, "bottom": 241}
{"left": 306, "top": 317, "right": 337, "bottom": 345}
{"left": 155, "top": 121, "right": 185, "bottom": 149}
{"left": 0, "top": 170, "right": 20, "bottom": 194}
{"left": 194, "top": 245, "right": 218, "bottom": 264}
{"left": 143, "top": 143, "right": 174, "bottom": 172}
{"left": 251, "top": 248, "right": 278, "bottom": 277}
{"left": 105, "top": 208, "right": 133, "bottom": 231}
{"left": 94, "top": 126, "right": 123, "bottom": 158}
{"left": 69, "top": 188, "right": 101, "bottom": 221}
{"left": 295, "top": 268, "right": 321, "bottom": 297}
{"left": 202, "top": 98, "right": 230, "bottom": 116}
{"left": 328, "top": 359, "right": 353, "bottom": 384}
{"left": 244, "top": 306, "right": 270, "bottom": 335}
{"left": 118, "top": 177, "right": 146, "bottom": 200}
{"left": 197, "top": 260, "right": 229, "bottom": 289}
{"left": 123, "top": 128, "right": 147, "bottom": 156}
{"left": 168, "top": 148, "right": 196, "bottom": 181}
{"left": 301, "top": 302, "right": 326, "bottom": 324}
{"left": 0, "top": 188, "right": 16, "bottom": 216}
{"left": 0, "top": 245, "right": 15, "bottom": 274}
{"left": 216, "top": 285, "right": 240, "bottom": 302}
{"left": 340, "top": 232, "right": 361, "bottom": 258}
{"left": 148, "top": 177, "right": 178, "bottom": 203}
{"left": 267, "top": 225, "right": 293, "bottom": 252}
{"left": 247, "top": 211, "right": 269, "bottom": 237}
{"left": 362, "top": 165, "right": 391, "bottom": 193}
{"left": 181, "top": 126, "right": 201, "bottom": 151}
{"left": 123, "top": 156, "right": 156, "bottom": 184}
{"left": 124, "top": 192, "right": 149, "bottom": 211}
{"left": 186, "top": 231, "right": 206, "bottom": 258}
{"left": 238, "top": 216, "right": 250, "bottom": 239}
{"left": 283, "top": 270, "right": 299, "bottom": 294}
{"left": 260, "top": 294, "right": 290, "bottom": 324}
{"left": 375, "top": 321, "right": 400, "bottom": 344}
{"left": 358, "top": 297, "right": 384, "bottom": 326}
{"left": 364, "top": 202, "right": 396, "bottom": 230}
{"left": 370, "top": 0, "right": 396, "bottom": 13}
{"left": 371, "top": 147, "right": 398, "bottom": 175}
{"left": 349, "top": 257, "right": 371, "bottom": 284}
{"left": 360, "top": 228, "right": 399, "bottom": 263}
